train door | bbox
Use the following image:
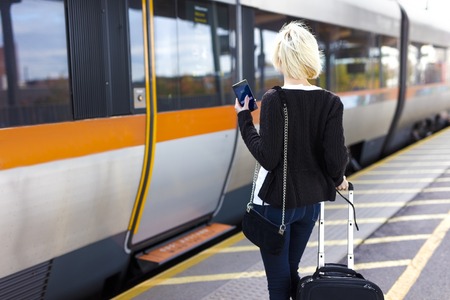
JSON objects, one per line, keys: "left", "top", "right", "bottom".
{"left": 126, "top": 0, "right": 237, "bottom": 252}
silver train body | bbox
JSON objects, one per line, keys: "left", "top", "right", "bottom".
{"left": 0, "top": 0, "right": 449, "bottom": 298}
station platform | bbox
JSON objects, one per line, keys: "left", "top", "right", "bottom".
{"left": 114, "top": 127, "right": 450, "bottom": 300}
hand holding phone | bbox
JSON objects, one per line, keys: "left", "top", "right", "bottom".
{"left": 232, "top": 79, "right": 258, "bottom": 111}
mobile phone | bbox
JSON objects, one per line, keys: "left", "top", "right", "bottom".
{"left": 232, "top": 79, "right": 258, "bottom": 111}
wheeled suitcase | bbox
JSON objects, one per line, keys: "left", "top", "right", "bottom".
{"left": 297, "top": 183, "right": 384, "bottom": 300}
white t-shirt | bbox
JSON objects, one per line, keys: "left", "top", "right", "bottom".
{"left": 252, "top": 84, "right": 322, "bottom": 205}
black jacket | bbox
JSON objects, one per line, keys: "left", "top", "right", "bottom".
{"left": 237, "top": 87, "right": 348, "bottom": 208}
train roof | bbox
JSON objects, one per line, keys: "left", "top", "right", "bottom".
{"left": 240, "top": 0, "right": 401, "bottom": 37}
{"left": 239, "top": 0, "right": 450, "bottom": 47}
{"left": 398, "top": 1, "right": 450, "bottom": 47}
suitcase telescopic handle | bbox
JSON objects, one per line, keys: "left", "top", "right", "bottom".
{"left": 318, "top": 182, "right": 358, "bottom": 269}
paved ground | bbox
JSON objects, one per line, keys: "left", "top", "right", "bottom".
{"left": 115, "top": 128, "right": 450, "bottom": 300}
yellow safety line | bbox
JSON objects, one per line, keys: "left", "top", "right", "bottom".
{"left": 154, "top": 270, "right": 267, "bottom": 285}
{"left": 361, "top": 235, "right": 430, "bottom": 245}
{"left": 381, "top": 161, "right": 450, "bottom": 167}
{"left": 353, "top": 178, "right": 450, "bottom": 184}
{"left": 348, "top": 187, "right": 450, "bottom": 194}
{"left": 309, "top": 234, "right": 430, "bottom": 247}
{"left": 349, "top": 127, "right": 450, "bottom": 181}
{"left": 394, "top": 154, "right": 450, "bottom": 159}
{"left": 327, "top": 214, "right": 446, "bottom": 225}
{"left": 399, "top": 150, "right": 450, "bottom": 155}
{"left": 217, "top": 234, "right": 430, "bottom": 253}
{"left": 355, "top": 259, "right": 410, "bottom": 271}
{"left": 366, "top": 169, "right": 450, "bottom": 175}
{"left": 407, "top": 199, "right": 450, "bottom": 206}
{"left": 385, "top": 210, "right": 450, "bottom": 300}
{"left": 326, "top": 199, "right": 450, "bottom": 210}
{"left": 120, "top": 259, "right": 412, "bottom": 286}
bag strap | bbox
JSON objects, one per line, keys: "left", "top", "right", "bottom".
{"left": 248, "top": 86, "right": 288, "bottom": 235}
{"left": 275, "top": 86, "right": 288, "bottom": 233}
{"left": 336, "top": 183, "right": 359, "bottom": 231}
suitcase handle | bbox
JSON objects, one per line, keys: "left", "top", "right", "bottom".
{"left": 313, "top": 266, "right": 365, "bottom": 279}
{"left": 318, "top": 182, "right": 358, "bottom": 269}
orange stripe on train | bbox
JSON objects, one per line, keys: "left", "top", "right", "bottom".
{"left": 0, "top": 115, "right": 145, "bottom": 170}
{"left": 0, "top": 105, "right": 252, "bottom": 170}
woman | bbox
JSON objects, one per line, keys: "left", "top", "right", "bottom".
{"left": 235, "top": 21, "right": 349, "bottom": 300}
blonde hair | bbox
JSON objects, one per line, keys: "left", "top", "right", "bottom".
{"left": 272, "top": 21, "right": 323, "bottom": 79}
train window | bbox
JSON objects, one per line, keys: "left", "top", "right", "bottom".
{"left": 153, "top": 0, "right": 233, "bottom": 112}
{"left": 379, "top": 36, "right": 399, "bottom": 88}
{"left": 250, "top": 10, "right": 399, "bottom": 95}
{"left": 320, "top": 26, "right": 381, "bottom": 92}
{"left": 421, "top": 45, "right": 445, "bottom": 84}
{"left": 128, "top": 0, "right": 146, "bottom": 111}
{"left": 252, "top": 11, "right": 332, "bottom": 96}
{"left": 0, "top": 0, "right": 71, "bottom": 128}
{"left": 252, "top": 11, "right": 354, "bottom": 97}
{"left": 253, "top": 11, "right": 286, "bottom": 97}
{"left": 407, "top": 44, "right": 420, "bottom": 85}
{"left": 447, "top": 49, "right": 450, "bottom": 83}
{"left": 252, "top": 11, "right": 327, "bottom": 95}
{"left": 408, "top": 44, "right": 447, "bottom": 85}
{"left": 317, "top": 26, "right": 400, "bottom": 92}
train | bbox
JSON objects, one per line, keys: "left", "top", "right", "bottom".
{"left": 0, "top": 0, "right": 449, "bottom": 299}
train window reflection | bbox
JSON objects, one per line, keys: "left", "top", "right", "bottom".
{"left": 316, "top": 26, "right": 399, "bottom": 93}
{"left": 251, "top": 10, "right": 400, "bottom": 95}
{"left": 380, "top": 36, "right": 399, "bottom": 88}
{"left": 327, "top": 28, "right": 380, "bottom": 92}
{"left": 153, "top": 0, "right": 232, "bottom": 112}
{"left": 408, "top": 44, "right": 420, "bottom": 85}
{"left": 408, "top": 44, "right": 446, "bottom": 85}
{"left": 254, "top": 26, "right": 283, "bottom": 96}
{"left": 447, "top": 49, "right": 450, "bottom": 83}
{"left": 0, "top": 0, "right": 71, "bottom": 128}
{"left": 252, "top": 11, "right": 292, "bottom": 97}
{"left": 128, "top": 0, "right": 146, "bottom": 110}
{"left": 421, "top": 45, "right": 445, "bottom": 84}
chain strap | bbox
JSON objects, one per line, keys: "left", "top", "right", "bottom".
{"left": 280, "top": 102, "right": 288, "bottom": 234}
{"left": 247, "top": 162, "right": 260, "bottom": 212}
{"left": 247, "top": 87, "right": 288, "bottom": 236}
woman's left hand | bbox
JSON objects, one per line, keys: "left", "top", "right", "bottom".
{"left": 235, "top": 96, "right": 250, "bottom": 113}
{"left": 336, "top": 176, "right": 348, "bottom": 191}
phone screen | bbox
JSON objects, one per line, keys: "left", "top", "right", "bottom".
{"left": 232, "top": 79, "right": 258, "bottom": 111}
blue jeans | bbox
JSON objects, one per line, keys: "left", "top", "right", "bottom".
{"left": 253, "top": 203, "right": 320, "bottom": 300}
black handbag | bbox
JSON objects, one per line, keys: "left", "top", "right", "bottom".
{"left": 242, "top": 87, "right": 288, "bottom": 256}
